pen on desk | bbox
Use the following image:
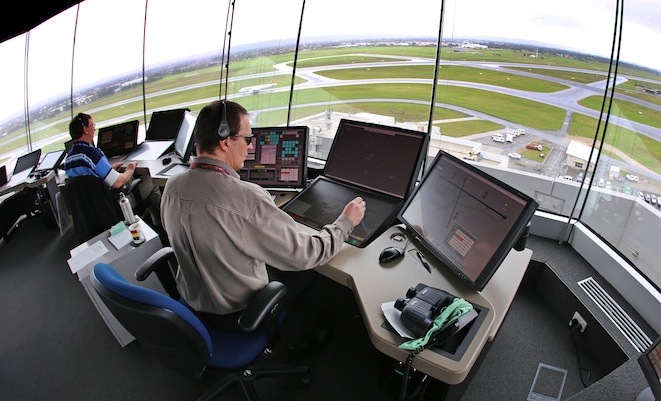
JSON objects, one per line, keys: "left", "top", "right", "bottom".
{"left": 416, "top": 251, "right": 431, "bottom": 273}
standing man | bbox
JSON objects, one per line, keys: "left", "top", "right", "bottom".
{"left": 160, "top": 100, "right": 366, "bottom": 354}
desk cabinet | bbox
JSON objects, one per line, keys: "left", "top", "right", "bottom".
{"left": 69, "top": 219, "right": 164, "bottom": 347}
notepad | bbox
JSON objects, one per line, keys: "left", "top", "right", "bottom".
{"left": 67, "top": 241, "right": 109, "bottom": 274}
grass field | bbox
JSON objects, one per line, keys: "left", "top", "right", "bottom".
{"left": 1, "top": 45, "right": 659, "bottom": 174}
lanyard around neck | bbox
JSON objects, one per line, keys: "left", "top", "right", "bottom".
{"left": 190, "top": 162, "right": 230, "bottom": 176}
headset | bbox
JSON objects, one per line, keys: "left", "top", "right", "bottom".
{"left": 216, "top": 100, "right": 230, "bottom": 140}
{"left": 77, "top": 113, "right": 86, "bottom": 128}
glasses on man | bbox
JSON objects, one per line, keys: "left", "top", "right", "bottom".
{"left": 231, "top": 134, "right": 254, "bottom": 145}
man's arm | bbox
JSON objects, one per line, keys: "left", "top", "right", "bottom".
{"left": 110, "top": 162, "right": 136, "bottom": 189}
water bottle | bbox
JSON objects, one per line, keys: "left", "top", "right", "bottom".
{"left": 118, "top": 193, "right": 137, "bottom": 225}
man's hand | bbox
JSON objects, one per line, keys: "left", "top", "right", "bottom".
{"left": 342, "top": 197, "right": 366, "bottom": 227}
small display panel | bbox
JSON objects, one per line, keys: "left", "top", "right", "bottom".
{"left": 238, "top": 126, "right": 308, "bottom": 189}
{"left": 13, "top": 149, "right": 42, "bottom": 174}
{"left": 34, "top": 150, "right": 66, "bottom": 173}
{"left": 146, "top": 108, "right": 189, "bottom": 141}
{"left": 398, "top": 150, "right": 538, "bottom": 291}
{"left": 173, "top": 111, "right": 197, "bottom": 163}
{"left": 97, "top": 120, "right": 139, "bottom": 158}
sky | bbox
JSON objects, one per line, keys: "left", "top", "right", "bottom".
{"left": 0, "top": 0, "right": 659, "bottom": 122}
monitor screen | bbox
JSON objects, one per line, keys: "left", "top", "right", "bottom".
{"left": 96, "top": 120, "right": 139, "bottom": 158}
{"left": 146, "top": 108, "right": 189, "bottom": 141}
{"left": 13, "top": 149, "right": 42, "bottom": 174}
{"left": 238, "top": 126, "right": 309, "bottom": 189}
{"left": 638, "top": 336, "right": 661, "bottom": 401}
{"left": 323, "top": 119, "right": 428, "bottom": 199}
{"left": 173, "top": 111, "right": 197, "bottom": 163}
{"left": 34, "top": 150, "right": 66, "bottom": 173}
{"left": 398, "top": 150, "right": 539, "bottom": 292}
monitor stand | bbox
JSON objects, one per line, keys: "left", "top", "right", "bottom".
{"left": 636, "top": 387, "right": 655, "bottom": 401}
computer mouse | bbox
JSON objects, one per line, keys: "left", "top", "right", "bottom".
{"left": 379, "top": 246, "right": 405, "bottom": 264}
{"left": 162, "top": 157, "right": 172, "bottom": 165}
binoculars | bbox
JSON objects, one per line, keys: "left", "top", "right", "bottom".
{"left": 394, "top": 285, "right": 454, "bottom": 338}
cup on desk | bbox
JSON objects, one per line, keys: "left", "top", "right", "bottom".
{"left": 128, "top": 222, "right": 145, "bottom": 245}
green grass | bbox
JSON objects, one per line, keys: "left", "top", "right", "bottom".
{"left": 578, "top": 96, "right": 661, "bottom": 128}
{"left": 568, "top": 113, "right": 661, "bottom": 173}
{"left": 2, "top": 44, "right": 658, "bottom": 167}
{"left": 436, "top": 119, "right": 504, "bottom": 137}
{"left": 316, "top": 65, "right": 569, "bottom": 92}
{"left": 506, "top": 67, "right": 607, "bottom": 84}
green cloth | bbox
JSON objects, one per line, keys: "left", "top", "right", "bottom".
{"left": 398, "top": 298, "right": 473, "bottom": 352}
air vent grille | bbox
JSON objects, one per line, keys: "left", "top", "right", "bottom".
{"left": 578, "top": 277, "right": 652, "bottom": 353}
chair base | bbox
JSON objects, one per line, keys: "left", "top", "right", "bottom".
{"left": 198, "top": 364, "right": 310, "bottom": 401}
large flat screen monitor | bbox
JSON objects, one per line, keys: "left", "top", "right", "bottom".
{"left": 172, "top": 111, "right": 197, "bottom": 163}
{"left": 146, "top": 108, "right": 189, "bottom": 141}
{"left": 281, "top": 119, "right": 428, "bottom": 248}
{"left": 638, "top": 336, "right": 661, "bottom": 401}
{"left": 238, "top": 126, "right": 308, "bottom": 189}
{"left": 96, "top": 120, "right": 139, "bottom": 158}
{"left": 398, "top": 150, "right": 539, "bottom": 291}
{"left": 323, "top": 119, "right": 426, "bottom": 199}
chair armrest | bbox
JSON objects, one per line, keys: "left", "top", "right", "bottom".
{"left": 238, "top": 281, "right": 287, "bottom": 332}
{"left": 135, "top": 247, "right": 180, "bottom": 299}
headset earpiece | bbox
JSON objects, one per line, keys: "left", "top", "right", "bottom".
{"left": 217, "top": 100, "right": 230, "bottom": 139}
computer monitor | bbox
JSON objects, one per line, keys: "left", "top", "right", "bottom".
{"left": 33, "top": 150, "right": 66, "bottom": 173}
{"left": 96, "top": 120, "right": 139, "bottom": 158}
{"left": 637, "top": 336, "right": 661, "bottom": 401}
{"left": 146, "top": 108, "right": 190, "bottom": 141}
{"left": 238, "top": 126, "right": 309, "bottom": 189}
{"left": 172, "top": 111, "right": 197, "bottom": 163}
{"left": 323, "top": 119, "right": 425, "bottom": 199}
{"left": 13, "top": 149, "right": 42, "bottom": 174}
{"left": 398, "top": 150, "right": 539, "bottom": 292}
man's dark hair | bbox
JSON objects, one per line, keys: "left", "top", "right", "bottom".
{"left": 69, "top": 113, "right": 91, "bottom": 140}
{"left": 194, "top": 100, "right": 248, "bottom": 154}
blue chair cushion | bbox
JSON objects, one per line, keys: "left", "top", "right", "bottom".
{"left": 94, "top": 262, "right": 274, "bottom": 370}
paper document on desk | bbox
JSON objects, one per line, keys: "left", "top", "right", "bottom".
{"left": 108, "top": 226, "right": 133, "bottom": 250}
{"left": 381, "top": 301, "right": 415, "bottom": 339}
{"left": 67, "top": 240, "right": 109, "bottom": 274}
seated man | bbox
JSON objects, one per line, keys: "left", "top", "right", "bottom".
{"left": 64, "top": 113, "right": 160, "bottom": 225}
{"left": 160, "top": 100, "right": 366, "bottom": 355}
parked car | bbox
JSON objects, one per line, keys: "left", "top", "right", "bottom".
{"left": 626, "top": 174, "right": 639, "bottom": 182}
{"left": 576, "top": 172, "right": 584, "bottom": 183}
{"left": 507, "top": 152, "right": 521, "bottom": 159}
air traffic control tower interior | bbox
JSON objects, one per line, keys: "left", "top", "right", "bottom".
{"left": 0, "top": 1, "right": 659, "bottom": 401}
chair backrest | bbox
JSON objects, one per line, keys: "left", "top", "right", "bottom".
{"left": 62, "top": 175, "right": 123, "bottom": 243}
{"left": 91, "top": 263, "right": 212, "bottom": 379}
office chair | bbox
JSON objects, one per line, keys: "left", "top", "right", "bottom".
{"left": 59, "top": 175, "right": 148, "bottom": 244}
{"left": 90, "top": 255, "right": 310, "bottom": 401}
{"left": 0, "top": 187, "right": 40, "bottom": 242}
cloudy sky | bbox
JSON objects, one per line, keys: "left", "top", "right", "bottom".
{"left": 0, "top": 0, "right": 659, "bottom": 121}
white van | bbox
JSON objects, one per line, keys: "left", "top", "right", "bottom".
{"left": 492, "top": 133, "right": 505, "bottom": 143}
